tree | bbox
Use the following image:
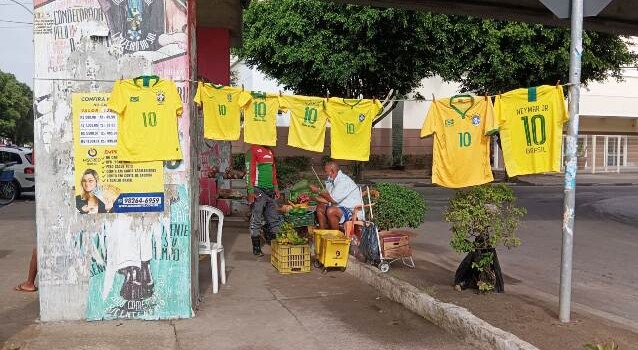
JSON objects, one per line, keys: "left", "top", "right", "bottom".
{"left": 0, "top": 70, "right": 33, "bottom": 145}
{"left": 237, "top": 0, "right": 636, "bottom": 100}
{"left": 237, "top": 0, "right": 637, "bottom": 171}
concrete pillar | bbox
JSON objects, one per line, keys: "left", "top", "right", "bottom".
{"left": 33, "top": 0, "right": 196, "bottom": 321}
{"left": 195, "top": 27, "right": 233, "bottom": 216}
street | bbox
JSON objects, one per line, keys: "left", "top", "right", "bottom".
{"left": 412, "top": 185, "right": 638, "bottom": 324}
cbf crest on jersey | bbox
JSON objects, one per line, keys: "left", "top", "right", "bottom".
{"left": 156, "top": 91, "right": 165, "bottom": 104}
{"left": 227, "top": 93, "right": 233, "bottom": 102}
{"left": 471, "top": 114, "right": 481, "bottom": 126}
{"left": 358, "top": 114, "right": 366, "bottom": 122}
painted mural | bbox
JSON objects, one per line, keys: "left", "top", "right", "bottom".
{"left": 33, "top": 0, "right": 192, "bottom": 320}
{"left": 86, "top": 185, "right": 191, "bottom": 320}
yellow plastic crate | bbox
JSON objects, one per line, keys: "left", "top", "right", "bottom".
{"left": 319, "top": 233, "right": 351, "bottom": 269}
{"left": 271, "top": 241, "right": 311, "bottom": 274}
{"left": 311, "top": 229, "right": 341, "bottom": 257}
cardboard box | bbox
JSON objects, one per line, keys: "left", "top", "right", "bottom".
{"left": 380, "top": 232, "right": 411, "bottom": 259}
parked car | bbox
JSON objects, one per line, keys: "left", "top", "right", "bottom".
{"left": 0, "top": 146, "right": 34, "bottom": 196}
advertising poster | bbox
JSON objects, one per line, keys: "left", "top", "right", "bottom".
{"left": 72, "top": 93, "right": 165, "bottom": 213}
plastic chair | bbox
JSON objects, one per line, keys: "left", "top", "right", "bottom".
{"left": 199, "top": 205, "right": 226, "bottom": 294}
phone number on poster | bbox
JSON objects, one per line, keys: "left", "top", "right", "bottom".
{"left": 122, "top": 197, "right": 162, "bottom": 205}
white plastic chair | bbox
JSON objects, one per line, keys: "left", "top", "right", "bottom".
{"left": 199, "top": 205, "right": 226, "bottom": 294}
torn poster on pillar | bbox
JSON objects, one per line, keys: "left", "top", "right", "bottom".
{"left": 72, "top": 93, "right": 165, "bottom": 213}
{"left": 85, "top": 196, "right": 191, "bottom": 320}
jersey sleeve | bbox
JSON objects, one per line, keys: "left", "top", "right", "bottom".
{"left": 278, "top": 95, "right": 289, "bottom": 111}
{"left": 557, "top": 85, "right": 569, "bottom": 123}
{"left": 371, "top": 99, "right": 384, "bottom": 120}
{"left": 485, "top": 96, "right": 498, "bottom": 136}
{"left": 193, "top": 82, "right": 202, "bottom": 106}
{"left": 420, "top": 101, "right": 439, "bottom": 138}
{"left": 238, "top": 90, "right": 252, "bottom": 109}
{"left": 107, "top": 80, "right": 126, "bottom": 114}
{"left": 171, "top": 82, "right": 183, "bottom": 117}
{"left": 245, "top": 148, "right": 256, "bottom": 193}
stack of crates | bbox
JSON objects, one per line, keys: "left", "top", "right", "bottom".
{"left": 271, "top": 240, "right": 311, "bottom": 274}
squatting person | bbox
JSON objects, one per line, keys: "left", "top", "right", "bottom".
{"left": 246, "top": 144, "right": 281, "bottom": 257}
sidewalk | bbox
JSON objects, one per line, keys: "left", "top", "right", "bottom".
{"left": 2, "top": 202, "right": 471, "bottom": 350}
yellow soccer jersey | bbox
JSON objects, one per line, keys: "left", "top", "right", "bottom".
{"left": 108, "top": 78, "right": 182, "bottom": 162}
{"left": 325, "top": 98, "right": 383, "bottom": 161}
{"left": 242, "top": 91, "right": 279, "bottom": 146}
{"left": 494, "top": 85, "right": 568, "bottom": 177}
{"left": 193, "top": 82, "right": 251, "bottom": 141}
{"left": 421, "top": 96, "right": 496, "bottom": 188}
{"left": 279, "top": 95, "right": 328, "bottom": 152}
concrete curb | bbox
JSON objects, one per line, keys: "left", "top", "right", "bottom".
{"left": 346, "top": 257, "right": 539, "bottom": 350}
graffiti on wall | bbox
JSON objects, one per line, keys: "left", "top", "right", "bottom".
{"left": 85, "top": 184, "right": 191, "bottom": 320}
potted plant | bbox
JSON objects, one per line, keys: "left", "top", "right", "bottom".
{"left": 444, "top": 184, "right": 526, "bottom": 293}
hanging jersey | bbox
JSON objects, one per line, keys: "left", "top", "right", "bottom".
{"left": 279, "top": 95, "right": 328, "bottom": 152}
{"left": 325, "top": 98, "right": 383, "bottom": 161}
{"left": 108, "top": 78, "right": 182, "bottom": 161}
{"left": 245, "top": 145, "right": 278, "bottom": 192}
{"left": 421, "top": 96, "right": 496, "bottom": 188}
{"left": 242, "top": 92, "right": 279, "bottom": 146}
{"left": 193, "top": 82, "right": 251, "bottom": 141}
{"left": 494, "top": 85, "right": 569, "bottom": 177}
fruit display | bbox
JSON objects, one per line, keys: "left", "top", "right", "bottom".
{"left": 276, "top": 222, "right": 308, "bottom": 245}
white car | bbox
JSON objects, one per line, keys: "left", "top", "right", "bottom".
{"left": 0, "top": 146, "right": 35, "bottom": 196}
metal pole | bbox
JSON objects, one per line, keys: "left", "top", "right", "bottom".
{"left": 559, "top": 0, "right": 584, "bottom": 323}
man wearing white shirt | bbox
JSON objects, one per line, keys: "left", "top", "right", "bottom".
{"left": 311, "top": 161, "right": 363, "bottom": 230}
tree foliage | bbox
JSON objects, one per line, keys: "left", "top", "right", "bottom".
{"left": 0, "top": 70, "right": 33, "bottom": 145}
{"left": 237, "top": 0, "right": 637, "bottom": 97}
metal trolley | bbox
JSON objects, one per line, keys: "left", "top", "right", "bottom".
{"left": 349, "top": 186, "right": 415, "bottom": 273}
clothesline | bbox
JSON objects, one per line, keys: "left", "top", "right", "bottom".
{"left": 32, "top": 77, "right": 581, "bottom": 101}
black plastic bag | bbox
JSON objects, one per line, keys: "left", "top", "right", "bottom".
{"left": 359, "top": 222, "right": 381, "bottom": 265}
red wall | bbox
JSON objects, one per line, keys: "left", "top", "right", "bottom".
{"left": 196, "top": 27, "right": 230, "bottom": 84}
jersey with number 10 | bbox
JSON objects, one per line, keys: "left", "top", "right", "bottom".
{"left": 193, "top": 82, "right": 251, "bottom": 141}
{"left": 108, "top": 79, "right": 183, "bottom": 161}
{"left": 242, "top": 92, "right": 279, "bottom": 146}
{"left": 279, "top": 95, "right": 328, "bottom": 152}
{"left": 326, "top": 98, "right": 382, "bottom": 161}
{"left": 421, "top": 96, "right": 496, "bottom": 188}
{"left": 494, "top": 85, "right": 568, "bottom": 177}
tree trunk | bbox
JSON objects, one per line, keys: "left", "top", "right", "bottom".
{"left": 391, "top": 100, "right": 404, "bottom": 169}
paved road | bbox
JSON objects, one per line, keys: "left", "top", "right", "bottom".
{"left": 413, "top": 185, "right": 638, "bottom": 325}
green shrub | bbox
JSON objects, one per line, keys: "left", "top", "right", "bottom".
{"left": 374, "top": 183, "right": 427, "bottom": 231}
{"left": 281, "top": 156, "right": 311, "bottom": 172}
{"left": 276, "top": 162, "right": 303, "bottom": 189}
{"left": 366, "top": 154, "right": 391, "bottom": 169}
{"left": 232, "top": 153, "right": 246, "bottom": 171}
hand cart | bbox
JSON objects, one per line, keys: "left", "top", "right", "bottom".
{"left": 352, "top": 186, "right": 415, "bottom": 273}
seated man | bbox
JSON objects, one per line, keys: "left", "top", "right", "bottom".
{"left": 310, "top": 161, "right": 363, "bottom": 230}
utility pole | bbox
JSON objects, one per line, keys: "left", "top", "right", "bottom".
{"left": 559, "top": 0, "right": 584, "bottom": 323}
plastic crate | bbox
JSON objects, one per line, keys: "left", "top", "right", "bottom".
{"left": 311, "top": 229, "right": 340, "bottom": 257}
{"left": 271, "top": 241, "right": 311, "bottom": 274}
{"left": 284, "top": 211, "right": 315, "bottom": 227}
{"left": 319, "top": 233, "right": 351, "bottom": 269}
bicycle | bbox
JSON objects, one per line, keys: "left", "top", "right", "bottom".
{"left": 0, "top": 162, "right": 17, "bottom": 206}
